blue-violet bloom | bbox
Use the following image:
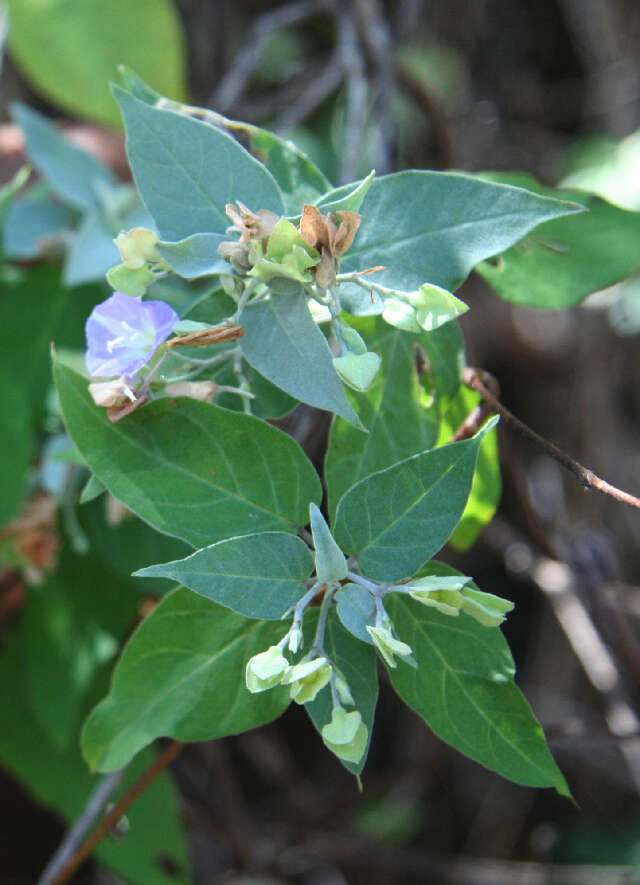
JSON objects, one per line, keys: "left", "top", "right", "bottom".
{"left": 85, "top": 291, "right": 178, "bottom": 378}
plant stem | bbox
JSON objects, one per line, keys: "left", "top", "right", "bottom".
{"left": 46, "top": 741, "right": 184, "bottom": 885}
{"left": 311, "top": 584, "right": 337, "bottom": 656}
{"left": 464, "top": 366, "right": 640, "bottom": 512}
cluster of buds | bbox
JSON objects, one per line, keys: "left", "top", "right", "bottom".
{"left": 108, "top": 227, "right": 170, "bottom": 297}
{"left": 245, "top": 636, "right": 368, "bottom": 764}
{"left": 407, "top": 574, "right": 514, "bottom": 626}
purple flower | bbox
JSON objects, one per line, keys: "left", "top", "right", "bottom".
{"left": 85, "top": 292, "right": 178, "bottom": 378}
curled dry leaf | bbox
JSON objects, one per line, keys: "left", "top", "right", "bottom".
{"left": 167, "top": 324, "right": 245, "bottom": 348}
{"left": 225, "top": 201, "right": 279, "bottom": 244}
{"left": 0, "top": 493, "right": 60, "bottom": 583}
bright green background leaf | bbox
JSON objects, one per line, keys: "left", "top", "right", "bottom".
{"left": 54, "top": 362, "right": 321, "bottom": 548}
{"left": 437, "top": 386, "right": 501, "bottom": 550}
{"left": 475, "top": 172, "right": 640, "bottom": 308}
{"left": 7, "top": 0, "right": 186, "bottom": 127}
{"left": 136, "top": 532, "right": 314, "bottom": 619}
{"left": 82, "top": 587, "right": 292, "bottom": 772}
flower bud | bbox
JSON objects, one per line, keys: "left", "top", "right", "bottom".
{"left": 333, "top": 351, "right": 381, "bottom": 392}
{"left": 114, "top": 227, "right": 160, "bottom": 269}
{"left": 164, "top": 381, "right": 217, "bottom": 402}
{"left": 282, "top": 657, "right": 332, "bottom": 704}
{"left": 461, "top": 587, "right": 514, "bottom": 627}
{"left": 106, "top": 263, "right": 156, "bottom": 298}
{"left": 245, "top": 645, "right": 289, "bottom": 693}
{"left": 334, "top": 672, "right": 355, "bottom": 707}
{"left": 408, "top": 575, "right": 471, "bottom": 617}
{"left": 366, "top": 624, "right": 414, "bottom": 669}
{"left": 287, "top": 626, "right": 303, "bottom": 655}
{"left": 321, "top": 708, "right": 368, "bottom": 763}
{"left": 381, "top": 298, "right": 421, "bottom": 333}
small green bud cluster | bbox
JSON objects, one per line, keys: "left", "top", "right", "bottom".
{"left": 107, "top": 227, "right": 170, "bottom": 297}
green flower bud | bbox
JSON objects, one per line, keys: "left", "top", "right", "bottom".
{"left": 106, "top": 263, "right": 155, "bottom": 298}
{"left": 366, "top": 624, "right": 414, "bottom": 669}
{"left": 340, "top": 325, "right": 367, "bottom": 356}
{"left": 334, "top": 672, "right": 355, "bottom": 707}
{"left": 408, "top": 283, "right": 468, "bottom": 331}
{"left": 333, "top": 351, "right": 381, "bottom": 392}
{"left": 248, "top": 218, "right": 319, "bottom": 283}
{"left": 114, "top": 227, "right": 160, "bottom": 270}
{"left": 287, "top": 625, "right": 303, "bottom": 655}
{"left": 381, "top": 297, "right": 421, "bottom": 333}
{"left": 408, "top": 575, "right": 472, "bottom": 616}
{"left": 245, "top": 645, "right": 289, "bottom": 693}
{"left": 282, "top": 657, "right": 332, "bottom": 704}
{"left": 321, "top": 708, "right": 368, "bottom": 763}
{"left": 461, "top": 587, "right": 514, "bottom": 627}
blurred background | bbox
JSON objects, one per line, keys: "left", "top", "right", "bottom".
{"left": 1, "top": 1, "right": 640, "bottom": 882}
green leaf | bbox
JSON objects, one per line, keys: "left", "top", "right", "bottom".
{"left": 305, "top": 610, "right": 378, "bottom": 774}
{"left": 325, "top": 318, "right": 440, "bottom": 522}
{"left": 114, "top": 88, "right": 285, "bottom": 241}
{"left": 0, "top": 588, "right": 189, "bottom": 882}
{"left": 135, "top": 532, "right": 314, "bottom": 619}
{"left": 3, "top": 189, "right": 77, "bottom": 258}
{"left": 339, "top": 171, "right": 584, "bottom": 298}
{"left": 7, "top": 0, "right": 186, "bottom": 127}
{"left": 157, "top": 233, "right": 227, "bottom": 279}
{"left": 0, "top": 368, "right": 32, "bottom": 525}
{"left": 475, "top": 172, "right": 640, "bottom": 308}
{"left": 386, "top": 593, "right": 570, "bottom": 795}
{"left": 64, "top": 209, "right": 120, "bottom": 286}
{"left": 82, "top": 587, "right": 292, "bottom": 771}
{"left": 334, "top": 418, "right": 498, "bottom": 581}
{"left": 419, "top": 320, "right": 465, "bottom": 399}
{"left": 80, "top": 473, "right": 106, "bottom": 504}
{"left": 309, "top": 503, "right": 348, "bottom": 583}
{"left": 12, "top": 103, "right": 117, "bottom": 211}
{"left": 54, "top": 362, "right": 321, "bottom": 548}
{"left": 335, "top": 583, "right": 376, "bottom": 645}
{"left": 240, "top": 294, "right": 362, "bottom": 427}
{"left": 315, "top": 170, "right": 376, "bottom": 215}
{"left": 437, "top": 387, "right": 501, "bottom": 550}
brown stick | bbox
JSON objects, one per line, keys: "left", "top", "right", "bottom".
{"left": 49, "top": 741, "right": 184, "bottom": 885}
{"left": 463, "top": 367, "right": 640, "bottom": 511}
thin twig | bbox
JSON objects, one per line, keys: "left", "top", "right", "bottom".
{"left": 335, "top": 4, "right": 369, "bottom": 183}
{"left": 463, "top": 366, "right": 640, "bottom": 511}
{"left": 47, "top": 741, "right": 184, "bottom": 885}
{"left": 394, "top": 60, "right": 455, "bottom": 168}
{"left": 274, "top": 50, "right": 344, "bottom": 131}
{"left": 211, "top": 1, "right": 328, "bottom": 113}
{"left": 38, "top": 770, "right": 125, "bottom": 885}
{"left": 354, "top": 0, "right": 395, "bottom": 173}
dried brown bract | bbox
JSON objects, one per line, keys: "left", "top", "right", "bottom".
{"left": 299, "top": 206, "right": 361, "bottom": 288}
{"left": 167, "top": 324, "right": 244, "bottom": 349}
{"left": 225, "top": 201, "right": 279, "bottom": 244}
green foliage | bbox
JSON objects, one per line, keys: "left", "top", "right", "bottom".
{"left": 7, "top": 0, "right": 186, "bottom": 126}
{"left": 305, "top": 611, "right": 378, "bottom": 775}
{"left": 0, "top": 546, "right": 190, "bottom": 884}
{"left": 386, "top": 584, "right": 570, "bottom": 795}
{"left": 136, "top": 532, "right": 315, "bottom": 619}
{"left": 114, "top": 88, "right": 285, "bottom": 240}
{"left": 82, "top": 588, "right": 292, "bottom": 772}
{"left": 240, "top": 293, "right": 361, "bottom": 425}
{"left": 334, "top": 419, "right": 497, "bottom": 581}
{"left": 476, "top": 172, "right": 640, "bottom": 308}
{"left": 336, "top": 171, "right": 582, "bottom": 310}
{"left": 325, "top": 317, "right": 442, "bottom": 521}
{"left": 54, "top": 361, "right": 321, "bottom": 548}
